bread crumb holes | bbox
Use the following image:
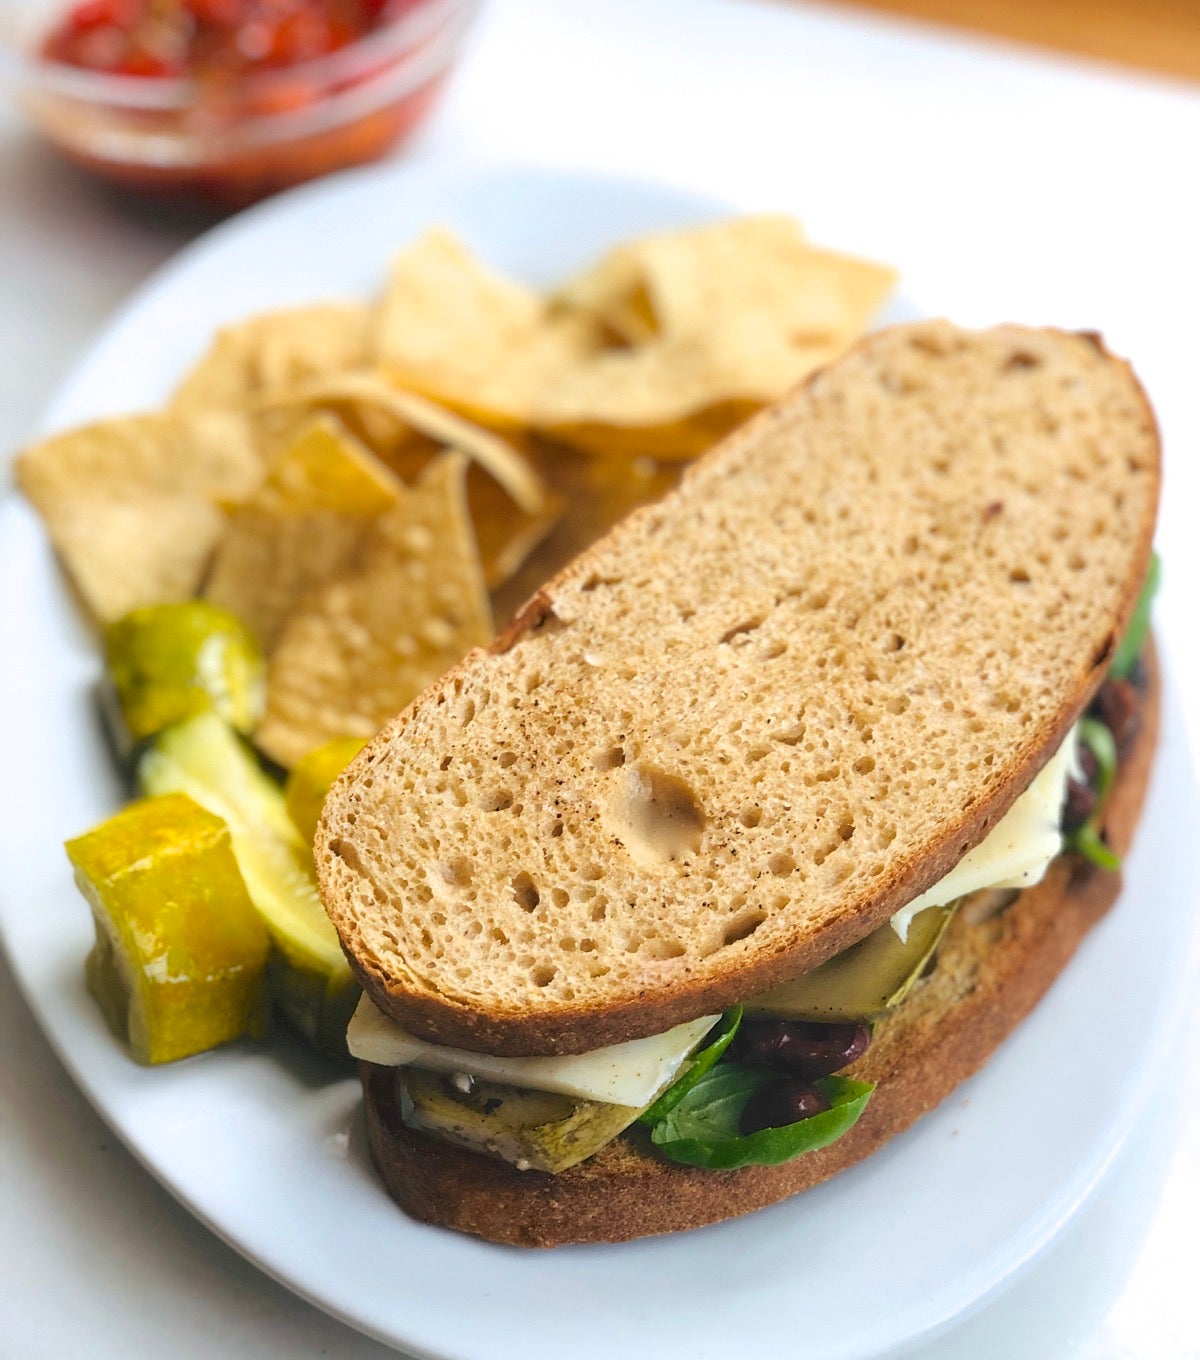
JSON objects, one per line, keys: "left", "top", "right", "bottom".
{"left": 511, "top": 873, "right": 539, "bottom": 913}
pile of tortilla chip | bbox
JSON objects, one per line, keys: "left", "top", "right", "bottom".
{"left": 376, "top": 216, "right": 896, "bottom": 457}
{"left": 16, "top": 215, "right": 894, "bottom": 768}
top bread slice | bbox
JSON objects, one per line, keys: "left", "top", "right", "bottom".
{"left": 316, "top": 321, "right": 1160, "bottom": 1056}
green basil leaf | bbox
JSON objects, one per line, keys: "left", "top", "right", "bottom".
{"left": 1110, "top": 551, "right": 1160, "bottom": 680}
{"left": 1078, "top": 717, "right": 1118, "bottom": 803}
{"left": 649, "top": 1063, "right": 873, "bottom": 1170}
{"left": 1068, "top": 821, "right": 1121, "bottom": 872}
{"left": 1069, "top": 718, "right": 1121, "bottom": 870}
{"left": 639, "top": 1007, "right": 743, "bottom": 1124}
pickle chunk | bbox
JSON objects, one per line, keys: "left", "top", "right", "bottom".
{"left": 104, "top": 601, "right": 264, "bottom": 754}
{"left": 66, "top": 793, "right": 270, "bottom": 1064}
{"left": 399, "top": 1069, "right": 642, "bottom": 1172}
{"left": 138, "top": 712, "right": 357, "bottom": 1058}
{"left": 745, "top": 904, "right": 955, "bottom": 1022}
{"left": 284, "top": 737, "right": 367, "bottom": 846}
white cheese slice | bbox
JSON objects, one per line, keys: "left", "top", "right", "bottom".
{"left": 347, "top": 998, "right": 720, "bottom": 1107}
{"left": 889, "top": 729, "right": 1078, "bottom": 941}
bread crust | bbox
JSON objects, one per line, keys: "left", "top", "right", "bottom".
{"left": 359, "top": 647, "right": 1159, "bottom": 1245}
{"left": 320, "top": 323, "right": 1161, "bottom": 1056}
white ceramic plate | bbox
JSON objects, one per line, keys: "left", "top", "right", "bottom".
{"left": 1, "top": 164, "right": 1195, "bottom": 1360}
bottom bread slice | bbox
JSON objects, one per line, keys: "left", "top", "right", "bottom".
{"left": 360, "top": 654, "right": 1159, "bottom": 1247}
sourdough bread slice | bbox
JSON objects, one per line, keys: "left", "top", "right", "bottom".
{"left": 317, "top": 321, "right": 1159, "bottom": 1056}
{"left": 359, "top": 650, "right": 1159, "bottom": 1246}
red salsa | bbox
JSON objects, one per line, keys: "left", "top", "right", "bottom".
{"left": 32, "top": 0, "right": 458, "bottom": 207}
{"left": 41, "top": 0, "right": 399, "bottom": 81}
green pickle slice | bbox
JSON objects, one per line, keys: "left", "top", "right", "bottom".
{"left": 284, "top": 737, "right": 368, "bottom": 846}
{"left": 745, "top": 903, "right": 956, "bottom": 1022}
{"left": 103, "top": 601, "right": 265, "bottom": 755}
{"left": 66, "top": 793, "right": 270, "bottom": 1064}
{"left": 138, "top": 712, "right": 357, "bottom": 1058}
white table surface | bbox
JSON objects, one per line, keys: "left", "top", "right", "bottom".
{"left": 2, "top": 2, "right": 1199, "bottom": 1356}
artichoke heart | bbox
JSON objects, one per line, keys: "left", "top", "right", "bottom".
{"left": 399, "top": 1068, "right": 643, "bottom": 1172}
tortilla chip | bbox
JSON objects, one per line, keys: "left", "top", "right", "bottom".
{"left": 464, "top": 463, "right": 562, "bottom": 590}
{"left": 372, "top": 217, "right": 894, "bottom": 443}
{"left": 445, "top": 309, "right": 602, "bottom": 430}
{"left": 171, "top": 302, "right": 373, "bottom": 412}
{"left": 256, "top": 376, "right": 561, "bottom": 589}
{"left": 378, "top": 386, "right": 550, "bottom": 515}
{"left": 584, "top": 217, "right": 887, "bottom": 338}
{"left": 374, "top": 229, "right": 603, "bottom": 428}
{"left": 600, "top": 284, "right": 659, "bottom": 347}
{"left": 553, "top": 250, "right": 659, "bottom": 345}
{"left": 489, "top": 447, "right": 679, "bottom": 625}
{"left": 16, "top": 409, "right": 262, "bottom": 623}
{"left": 375, "top": 229, "right": 540, "bottom": 375}
{"left": 540, "top": 217, "right": 896, "bottom": 442}
{"left": 257, "top": 373, "right": 549, "bottom": 515}
{"left": 255, "top": 452, "right": 492, "bottom": 768}
{"left": 254, "top": 413, "right": 402, "bottom": 514}
{"left": 205, "top": 416, "right": 403, "bottom": 649}
{"left": 532, "top": 325, "right": 844, "bottom": 444}
{"left": 553, "top": 218, "right": 798, "bottom": 336}
{"left": 251, "top": 380, "right": 434, "bottom": 472}
{"left": 538, "top": 399, "right": 763, "bottom": 462}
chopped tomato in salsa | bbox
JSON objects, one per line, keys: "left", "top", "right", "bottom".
{"left": 41, "top": 0, "right": 407, "bottom": 80}
{"left": 32, "top": 0, "right": 457, "bottom": 208}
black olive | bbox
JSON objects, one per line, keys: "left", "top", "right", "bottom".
{"left": 740, "top": 1078, "right": 830, "bottom": 1134}
{"left": 733, "top": 1019, "right": 871, "bottom": 1078}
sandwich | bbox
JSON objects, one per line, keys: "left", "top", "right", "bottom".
{"left": 314, "top": 320, "right": 1161, "bottom": 1246}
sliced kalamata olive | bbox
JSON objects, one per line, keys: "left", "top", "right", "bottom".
{"left": 733, "top": 1019, "right": 871, "bottom": 1078}
{"left": 1129, "top": 655, "right": 1148, "bottom": 692}
{"left": 1063, "top": 776, "right": 1098, "bottom": 832}
{"left": 1090, "top": 677, "right": 1140, "bottom": 749}
{"left": 740, "top": 1078, "right": 830, "bottom": 1134}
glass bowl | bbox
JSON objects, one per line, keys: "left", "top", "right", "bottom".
{"left": 0, "top": 0, "right": 479, "bottom": 208}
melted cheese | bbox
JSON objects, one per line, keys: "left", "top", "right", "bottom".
{"left": 888, "top": 729, "right": 1077, "bottom": 941}
{"left": 347, "top": 999, "right": 719, "bottom": 1107}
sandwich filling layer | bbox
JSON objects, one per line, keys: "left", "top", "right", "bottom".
{"left": 349, "top": 634, "right": 1152, "bottom": 1180}
{"left": 347, "top": 724, "right": 1079, "bottom": 1104}
{"left": 348, "top": 1002, "right": 719, "bottom": 1107}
